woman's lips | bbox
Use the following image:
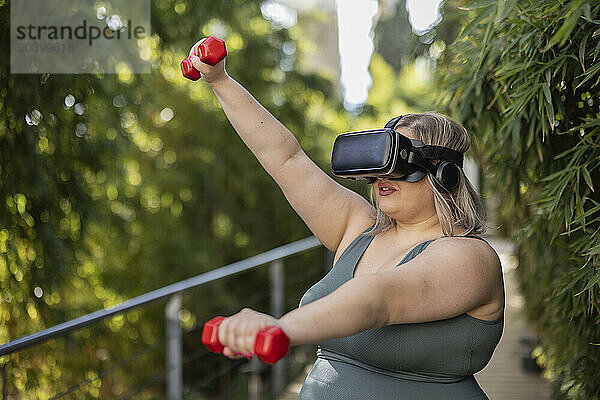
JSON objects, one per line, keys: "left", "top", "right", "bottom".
{"left": 378, "top": 183, "right": 397, "bottom": 196}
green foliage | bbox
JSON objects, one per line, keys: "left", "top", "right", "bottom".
{"left": 0, "top": 0, "right": 348, "bottom": 397}
{"left": 439, "top": 0, "right": 600, "bottom": 398}
{"left": 375, "top": 0, "right": 464, "bottom": 70}
{"left": 369, "top": 0, "right": 472, "bottom": 122}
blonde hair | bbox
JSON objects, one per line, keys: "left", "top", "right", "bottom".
{"left": 366, "top": 112, "right": 485, "bottom": 237}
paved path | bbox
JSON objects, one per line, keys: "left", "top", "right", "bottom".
{"left": 474, "top": 237, "right": 551, "bottom": 399}
{"left": 278, "top": 236, "right": 552, "bottom": 400}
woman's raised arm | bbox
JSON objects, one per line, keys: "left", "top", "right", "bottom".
{"left": 189, "top": 39, "right": 375, "bottom": 252}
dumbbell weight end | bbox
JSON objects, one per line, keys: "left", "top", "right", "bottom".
{"left": 201, "top": 316, "right": 225, "bottom": 353}
{"left": 180, "top": 56, "right": 200, "bottom": 81}
{"left": 181, "top": 36, "right": 227, "bottom": 80}
{"left": 255, "top": 326, "right": 289, "bottom": 364}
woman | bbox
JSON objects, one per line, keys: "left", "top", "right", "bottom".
{"left": 188, "top": 38, "right": 505, "bottom": 399}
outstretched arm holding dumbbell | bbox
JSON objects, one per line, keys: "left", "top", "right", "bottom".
{"left": 186, "top": 38, "right": 302, "bottom": 179}
{"left": 211, "top": 275, "right": 387, "bottom": 361}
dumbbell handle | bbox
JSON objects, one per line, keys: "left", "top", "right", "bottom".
{"left": 180, "top": 36, "right": 227, "bottom": 81}
{"left": 201, "top": 316, "right": 290, "bottom": 364}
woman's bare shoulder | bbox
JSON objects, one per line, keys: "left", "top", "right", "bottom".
{"left": 420, "top": 235, "right": 502, "bottom": 280}
{"left": 434, "top": 235, "right": 497, "bottom": 254}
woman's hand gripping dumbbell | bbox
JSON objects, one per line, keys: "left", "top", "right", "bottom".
{"left": 201, "top": 309, "right": 290, "bottom": 364}
{"left": 180, "top": 36, "right": 227, "bottom": 82}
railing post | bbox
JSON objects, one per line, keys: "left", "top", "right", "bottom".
{"left": 248, "top": 357, "right": 262, "bottom": 400}
{"left": 165, "top": 293, "right": 182, "bottom": 400}
{"left": 2, "top": 363, "right": 7, "bottom": 400}
{"left": 270, "top": 259, "right": 285, "bottom": 398}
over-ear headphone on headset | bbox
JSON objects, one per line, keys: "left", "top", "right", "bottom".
{"left": 430, "top": 160, "right": 461, "bottom": 193}
{"left": 384, "top": 116, "right": 462, "bottom": 192}
{"left": 330, "top": 115, "right": 463, "bottom": 192}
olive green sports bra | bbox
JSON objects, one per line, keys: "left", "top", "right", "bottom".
{"left": 298, "top": 226, "right": 503, "bottom": 399}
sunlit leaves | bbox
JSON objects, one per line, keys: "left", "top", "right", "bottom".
{"left": 440, "top": 1, "right": 600, "bottom": 398}
{"left": 0, "top": 0, "right": 350, "bottom": 397}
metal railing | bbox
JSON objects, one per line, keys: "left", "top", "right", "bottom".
{"left": 0, "top": 235, "right": 324, "bottom": 399}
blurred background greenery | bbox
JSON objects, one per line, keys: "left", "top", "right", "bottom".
{"left": 0, "top": 0, "right": 598, "bottom": 399}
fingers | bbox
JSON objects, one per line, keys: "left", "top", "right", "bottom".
{"left": 189, "top": 55, "right": 207, "bottom": 73}
{"left": 217, "top": 311, "right": 257, "bottom": 358}
{"left": 188, "top": 38, "right": 209, "bottom": 74}
{"left": 189, "top": 55, "right": 226, "bottom": 72}
{"left": 222, "top": 346, "right": 249, "bottom": 359}
{"left": 218, "top": 317, "right": 237, "bottom": 352}
{"left": 189, "top": 37, "right": 207, "bottom": 57}
{"left": 222, "top": 346, "right": 235, "bottom": 358}
{"left": 241, "top": 316, "right": 255, "bottom": 352}
{"left": 229, "top": 316, "right": 246, "bottom": 353}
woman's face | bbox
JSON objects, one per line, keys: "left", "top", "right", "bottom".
{"left": 373, "top": 128, "right": 438, "bottom": 225}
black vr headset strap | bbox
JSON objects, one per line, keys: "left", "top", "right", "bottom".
{"left": 406, "top": 147, "right": 437, "bottom": 175}
{"left": 412, "top": 143, "right": 463, "bottom": 168}
{"left": 384, "top": 115, "right": 404, "bottom": 129}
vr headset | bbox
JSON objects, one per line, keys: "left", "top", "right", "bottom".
{"left": 331, "top": 115, "right": 463, "bottom": 192}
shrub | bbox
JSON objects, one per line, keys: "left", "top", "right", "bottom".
{"left": 439, "top": 1, "right": 600, "bottom": 398}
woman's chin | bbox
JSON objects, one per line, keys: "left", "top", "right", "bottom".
{"left": 377, "top": 203, "right": 399, "bottom": 217}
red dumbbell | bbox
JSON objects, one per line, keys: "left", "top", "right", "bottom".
{"left": 181, "top": 36, "right": 227, "bottom": 81}
{"left": 201, "top": 316, "right": 290, "bottom": 364}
